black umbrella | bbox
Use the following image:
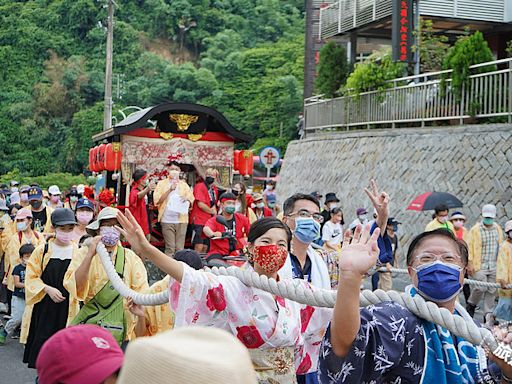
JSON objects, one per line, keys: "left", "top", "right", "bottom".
{"left": 406, "top": 192, "right": 463, "bottom": 211}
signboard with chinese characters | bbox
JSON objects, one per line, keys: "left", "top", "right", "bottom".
{"left": 392, "top": 0, "right": 414, "bottom": 63}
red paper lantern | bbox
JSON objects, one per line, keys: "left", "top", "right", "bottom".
{"left": 96, "top": 143, "right": 106, "bottom": 172}
{"left": 105, "top": 143, "right": 122, "bottom": 172}
{"left": 91, "top": 146, "right": 99, "bottom": 172}
{"left": 233, "top": 150, "right": 241, "bottom": 171}
{"left": 89, "top": 148, "right": 95, "bottom": 172}
{"left": 238, "top": 150, "right": 254, "bottom": 176}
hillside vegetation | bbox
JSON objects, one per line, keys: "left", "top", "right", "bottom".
{"left": 0, "top": 0, "right": 305, "bottom": 175}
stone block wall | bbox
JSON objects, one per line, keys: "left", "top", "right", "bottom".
{"left": 277, "top": 124, "right": 512, "bottom": 265}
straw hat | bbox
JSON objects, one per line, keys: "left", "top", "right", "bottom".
{"left": 117, "top": 327, "right": 257, "bottom": 384}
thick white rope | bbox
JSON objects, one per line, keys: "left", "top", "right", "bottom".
{"left": 97, "top": 244, "right": 497, "bottom": 349}
{"left": 379, "top": 267, "right": 512, "bottom": 289}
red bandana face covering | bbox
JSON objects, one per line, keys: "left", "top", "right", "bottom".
{"left": 253, "top": 244, "right": 288, "bottom": 274}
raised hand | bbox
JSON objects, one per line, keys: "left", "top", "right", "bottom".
{"left": 116, "top": 209, "right": 150, "bottom": 256}
{"left": 339, "top": 224, "right": 380, "bottom": 277}
{"left": 364, "top": 179, "right": 389, "bottom": 221}
{"left": 127, "top": 297, "right": 145, "bottom": 318}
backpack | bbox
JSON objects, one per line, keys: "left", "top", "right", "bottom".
{"left": 70, "top": 246, "right": 126, "bottom": 344}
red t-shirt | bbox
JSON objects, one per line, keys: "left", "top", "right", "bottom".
{"left": 205, "top": 213, "right": 250, "bottom": 256}
{"left": 191, "top": 182, "right": 218, "bottom": 226}
{"left": 128, "top": 186, "right": 149, "bottom": 235}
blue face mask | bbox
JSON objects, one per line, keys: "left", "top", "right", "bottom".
{"left": 293, "top": 217, "right": 321, "bottom": 244}
{"left": 414, "top": 261, "right": 462, "bottom": 302}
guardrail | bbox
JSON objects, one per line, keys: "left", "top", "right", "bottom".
{"left": 304, "top": 58, "right": 512, "bottom": 134}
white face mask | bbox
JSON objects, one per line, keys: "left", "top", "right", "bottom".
{"left": 17, "top": 221, "right": 28, "bottom": 232}
{"left": 358, "top": 215, "right": 367, "bottom": 221}
{"left": 438, "top": 216, "right": 448, "bottom": 224}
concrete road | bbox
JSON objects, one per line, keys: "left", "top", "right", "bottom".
{"left": 0, "top": 328, "right": 37, "bottom": 384}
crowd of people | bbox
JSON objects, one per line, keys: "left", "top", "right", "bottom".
{"left": 0, "top": 168, "right": 512, "bottom": 384}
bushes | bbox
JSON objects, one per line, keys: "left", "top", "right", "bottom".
{"left": 442, "top": 31, "right": 495, "bottom": 101}
{"left": 0, "top": 169, "right": 87, "bottom": 190}
{"left": 344, "top": 49, "right": 406, "bottom": 95}
{"left": 315, "top": 42, "right": 349, "bottom": 98}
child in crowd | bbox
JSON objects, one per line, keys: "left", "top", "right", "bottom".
{"left": 0, "top": 243, "right": 34, "bottom": 343}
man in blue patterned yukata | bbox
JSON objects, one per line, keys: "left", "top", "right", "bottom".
{"left": 318, "top": 182, "right": 512, "bottom": 384}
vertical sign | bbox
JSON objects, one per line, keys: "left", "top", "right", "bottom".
{"left": 392, "top": 0, "right": 414, "bottom": 63}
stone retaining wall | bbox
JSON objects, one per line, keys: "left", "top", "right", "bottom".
{"left": 277, "top": 124, "right": 512, "bottom": 264}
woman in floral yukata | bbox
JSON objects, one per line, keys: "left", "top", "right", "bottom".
{"left": 116, "top": 210, "right": 332, "bottom": 384}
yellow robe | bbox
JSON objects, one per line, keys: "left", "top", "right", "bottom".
{"left": 468, "top": 222, "right": 504, "bottom": 272}
{"left": 496, "top": 240, "right": 512, "bottom": 298}
{"left": 63, "top": 244, "right": 149, "bottom": 340}
{"left": 142, "top": 275, "right": 175, "bottom": 336}
{"left": 20, "top": 241, "right": 80, "bottom": 344}
{"left": 153, "top": 179, "right": 194, "bottom": 223}
{"left": 4, "top": 231, "right": 44, "bottom": 291}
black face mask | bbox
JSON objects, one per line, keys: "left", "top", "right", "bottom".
{"left": 232, "top": 190, "right": 239, "bottom": 197}
{"left": 30, "top": 200, "right": 42, "bottom": 209}
{"left": 205, "top": 176, "right": 214, "bottom": 185}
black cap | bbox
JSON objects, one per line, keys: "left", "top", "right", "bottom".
{"left": 174, "top": 249, "right": 203, "bottom": 270}
{"left": 325, "top": 193, "right": 340, "bottom": 203}
{"left": 51, "top": 208, "right": 77, "bottom": 226}
{"left": 310, "top": 191, "right": 323, "bottom": 199}
{"left": 387, "top": 217, "right": 401, "bottom": 226}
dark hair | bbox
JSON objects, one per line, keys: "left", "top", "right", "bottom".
{"left": 9, "top": 204, "right": 21, "bottom": 215}
{"left": 174, "top": 249, "right": 203, "bottom": 270}
{"left": 247, "top": 218, "right": 292, "bottom": 250}
{"left": 19, "top": 243, "right": 35, "bottom": 257}
{"left": 330, "top": 207, "right": 345, "bottom": 225}
{"left": 167, "top": 160, "right": 180, "bottom": 168}
{"left": 406, "top": 229, "right": 468, "bottom": 266}
{"left": 283, "top": 193, "right": 320, "bottom": 216}
{"left": 132, "top": 169, "right": 147, "bottom": 182}
{"left": 233, "top": 182, "right": 247, "bottom": 214}
{"left": 434, "top": 204, "right": 449, "bottom": 214}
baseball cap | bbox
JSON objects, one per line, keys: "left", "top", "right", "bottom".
{"left": 310, "top": 191, "right": 323, "bottom": 200}
{"left": 51, "top": 208, "right": 77, "bottom": 227}
{"left": 36, "top": 324, "right": 124, "bottom": 384}
{"left": 387, "top": 217, "right": 401, "bottom": 226}
{"left": 505, "top": 220, "right": 512, "bottom": 233}
{"left": 86, "top": 207, "right": 119, "bottom": 231}
{"left": 117, "top": 327, "right": 257, "bottom": 384}
{"left": 482, "top": 204, "right": 497, "bottom": 218}
{"left": 174, "top": 249, "right": 203, "bottom": 270}
{"left": 356, "top": 208, "right": 367, "bottom": 216}
{"left": 28, "top": 187, "right": 43, "bottom": 201}
{"left": 77, "top": 198, "right": 95, "bottom": 211}
{"left": 16, "top": 208, "right": 33, "bottom": 220}
{"left": 48, "top": 185, "right": 61, "bottom": 195}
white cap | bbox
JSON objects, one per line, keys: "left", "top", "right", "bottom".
{"left": 48, "top": 185, "right": 61, "bottom": 195}
{"left": 482, "top": 204, "right": 497, "bottom": 218}
{"left": 505, "top": 220, "right": 512, "bottom": 233}
{"left": 77, "top": 184, "right": 85, "bottom": 194}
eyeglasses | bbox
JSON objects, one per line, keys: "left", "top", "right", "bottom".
{"left": 415, "top": 252, "right": 462, "bottom": 264}
{"left": 289, "top": 209, "right": 324, "bottom": 223}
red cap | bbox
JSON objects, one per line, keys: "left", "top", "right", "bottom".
{"left": 36, "top": 325, "right": 124, "bottom": 384}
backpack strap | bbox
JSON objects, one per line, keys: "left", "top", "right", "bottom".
{"left": 114, "top": 246, "right": 126, "bottom": 279}
{"left": 18, "top": 231, "right": 22, "bottom": 243}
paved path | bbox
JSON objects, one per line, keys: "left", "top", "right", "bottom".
{"left": 0, "top": 322, "right": 36, "bottom": 384}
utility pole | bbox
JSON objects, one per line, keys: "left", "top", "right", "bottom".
{"left": 103, "top": 0, "right": 115, "bottom": 131}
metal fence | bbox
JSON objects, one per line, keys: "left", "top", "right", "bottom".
{"left": 304, "top": 58, "right": 512, "bottom": 134}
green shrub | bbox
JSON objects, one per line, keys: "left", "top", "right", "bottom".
{"left": 0, "top": 169, "right": 87, "bottom": 190}
{"left": 315, "top": 42, "right": 349, "bottom": 98}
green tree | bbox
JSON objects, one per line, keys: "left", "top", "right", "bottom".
{"left": 442, "top": 31, "right": 495, "bottom": 101}
{"left": 414, "top": 19, "right": 449, "bottom": 73}
{"left": 315, "top": 42, "right": 349, "bottom": 97}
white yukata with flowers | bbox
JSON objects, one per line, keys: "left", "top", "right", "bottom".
{"left": 169, "top": 264, "right": 333, "bottom": 384}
